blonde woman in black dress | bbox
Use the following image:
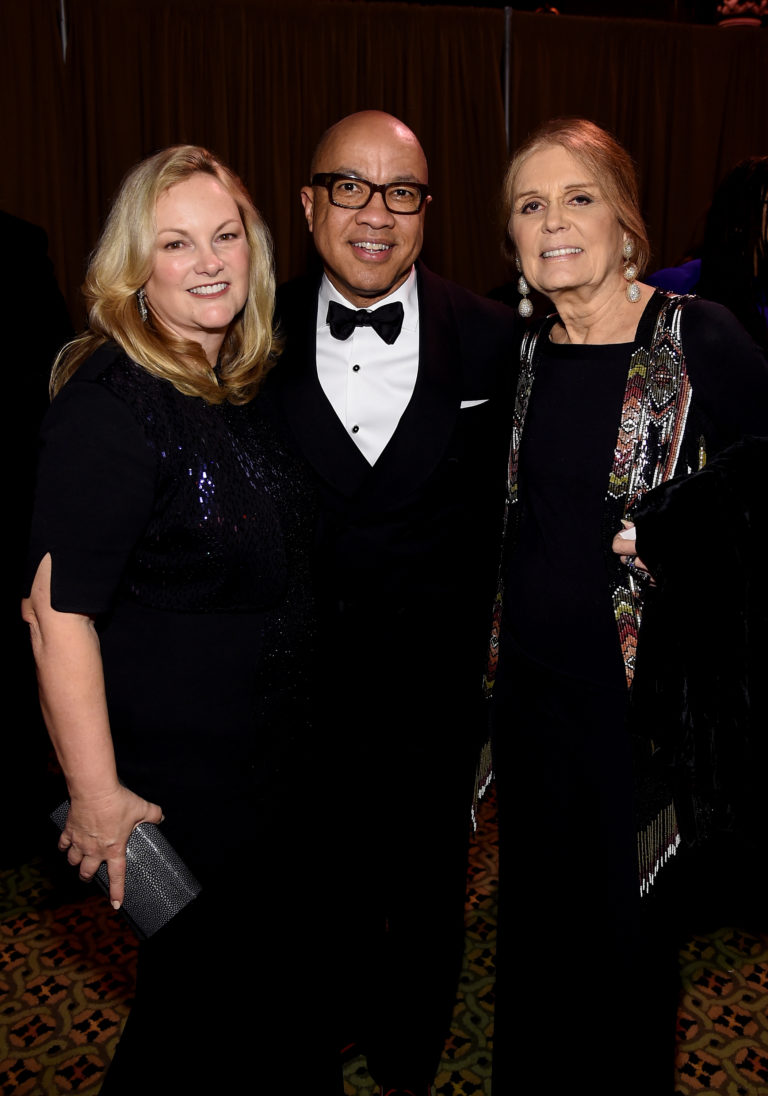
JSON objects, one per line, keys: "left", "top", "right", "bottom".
{"left": 23, "top": 146, "right": 340, "bottom": 1093}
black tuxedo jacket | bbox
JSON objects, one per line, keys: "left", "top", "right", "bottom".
{"left": 270, "top": 262, "right": 520, "bottom": 705}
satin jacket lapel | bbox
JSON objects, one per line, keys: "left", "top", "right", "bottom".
{"left": 276, "top": 278, "right": 372, "bottom": 496}
{"left": 365, "top": 263, "right": 461, "bottom": 503}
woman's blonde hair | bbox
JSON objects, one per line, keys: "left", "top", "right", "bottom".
{"left": 501, "top": 118, "right": 651, "bottom": 276}
{"left": 52, "top": 145, "right": 278, "bottom": 404}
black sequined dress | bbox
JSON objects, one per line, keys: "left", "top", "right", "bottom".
{"left": 27, "top": 344, "right": 338, "bottom": 1092}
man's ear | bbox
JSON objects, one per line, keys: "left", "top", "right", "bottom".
{"left": 300, "top": 187, "right": 315, "bottom": 233}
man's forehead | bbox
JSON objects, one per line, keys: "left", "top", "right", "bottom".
{"left": 315, "top": 120, "right": 428, "bottom": 182}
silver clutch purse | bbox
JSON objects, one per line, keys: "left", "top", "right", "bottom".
{"left": 50, "top": 800, "right": 202, "bottom": 940}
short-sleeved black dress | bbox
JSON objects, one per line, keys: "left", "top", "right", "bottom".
{"left": 26, "top": 343, "right": 339, "bottom": 1092}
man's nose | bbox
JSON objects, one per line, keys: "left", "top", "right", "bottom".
{"left": 356, "top": 190, "right": 395, "bottom": 226}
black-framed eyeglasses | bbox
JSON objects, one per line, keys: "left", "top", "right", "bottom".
{"left": 311, "top": 173, "right": 430, "bottom": 215}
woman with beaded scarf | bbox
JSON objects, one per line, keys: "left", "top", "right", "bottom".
{"left": 22, "top": 146, "right": 340, "bottom": 1093}
{"left": 489, "top": 118, "right": 768, "bottom": 1094}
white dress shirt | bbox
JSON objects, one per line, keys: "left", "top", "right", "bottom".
{"left": 315, "top": 269, "right": 420, "bottom": 465}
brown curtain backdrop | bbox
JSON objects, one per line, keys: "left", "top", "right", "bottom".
{"left": 0, "top": 2, "right": 70, "bottom": 301}
{"left": 2, "top": 1, "right": 767, "bottom": 324}
{"left": 2, "top": 0, "right": 507, "bottom": 323}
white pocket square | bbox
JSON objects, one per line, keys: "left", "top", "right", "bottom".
{"left": 460, "top": 399, "right": 489, "bottom": 408}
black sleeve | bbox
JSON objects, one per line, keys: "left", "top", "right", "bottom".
{"left": 634, "top": 437, "right": 766, "bottom": 584}
{"left": 25, "top": 376, "right": 157, "bottom": 614}
{"left": 683, "top": 299, "right": 768, "bottom": 447}
{"left": 631, "top": 437, "right": 768, "bottom": 852}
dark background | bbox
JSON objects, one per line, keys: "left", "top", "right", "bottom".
{"left": 2, "top": 0, "right": 766, "bottom": 325}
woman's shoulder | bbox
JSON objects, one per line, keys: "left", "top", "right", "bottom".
{"left": 46, "top": 343, "right": 184, "bottom": 462}
{"left": 679, "top": 294, "right": 744, "bottom": 328}
{"left": 642, "top": 291, "right": 763, "bottom": 362}
{"left": 675, "top": 295, "right": 768, "bottom": 440}
{"left": 651, "top": 290, "right": 751, "bottom": 335}
{"left": 677, "top": 295, "right": 767, "bottom": 359}
{"left": 70, "top": 342, "right": 164, "bottom": 396}
{"left": 59, "top": 342, "right": 182, "bottom": 425}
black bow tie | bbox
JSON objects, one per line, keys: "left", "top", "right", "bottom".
{"left": 326, "top": 300, "right": 404, "bottom": 345}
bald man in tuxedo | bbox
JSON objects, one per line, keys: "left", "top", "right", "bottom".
{"left": 269, "top": 112, "right": 518, "bottom": 1095}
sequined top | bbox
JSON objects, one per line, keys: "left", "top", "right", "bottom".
{"left": 27, "top": 344, "right": 315, "bottom": 617}
{"left": 26, "top": 344, "right": 319, "bottom": 863}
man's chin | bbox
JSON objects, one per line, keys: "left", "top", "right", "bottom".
{"left": 329, "top": 270, "right": 411, "bottom": 309}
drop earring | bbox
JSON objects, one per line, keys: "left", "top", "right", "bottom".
{"left": 137, "top": 287, "right": 148, "bottom": 322}
{"left": 516, "top": 257, "right": 533, "bottom": 318}
{"left": 623, "top": 239, "right": 640, "bottom": 303}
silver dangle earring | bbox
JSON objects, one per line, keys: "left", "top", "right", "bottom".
{"left": 622, "top": 239, "right": 640, "bottom": 303}
{"left": 137, "top": 287, "right": 148, "bottom": 323}
{"left": 516, "top": 256, "right": 533, "bottom": 318}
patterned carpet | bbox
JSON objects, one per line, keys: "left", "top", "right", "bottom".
{"left": 675, "top": 928, "right": 768, "bottom": 1094}
{"left": 1, "top": 790, "right": 766, "bottom": 1096}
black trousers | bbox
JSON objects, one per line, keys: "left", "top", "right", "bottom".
{"left": 321, "top": 602, "right": 484, "bottom": 1087}
{"left": 491, "top": 650, "right": 679, "bottom": 1095}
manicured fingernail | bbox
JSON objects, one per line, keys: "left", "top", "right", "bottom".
{"left": 111, "top": 901, "right": 121, "bottom": 910}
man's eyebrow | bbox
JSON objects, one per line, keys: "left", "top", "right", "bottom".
{"left": 332, "top": 168, "right": 424, "bottom": 183}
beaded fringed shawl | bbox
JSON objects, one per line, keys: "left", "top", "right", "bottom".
{"left": 483, "top": 292, "right": 704, "bottom": 894}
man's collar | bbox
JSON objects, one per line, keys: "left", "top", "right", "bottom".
{"left": 318, "top": 267, "right": 418, "bottom": 332}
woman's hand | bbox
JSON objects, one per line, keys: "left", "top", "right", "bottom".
{"left": 612, "top": 520, "right": 654, "bottom": 582}
{"left": 23, "top": 554, "right": 163, "bottom": 911}
{"left": 59, "top": 785, "right": 163, "bottom": 909}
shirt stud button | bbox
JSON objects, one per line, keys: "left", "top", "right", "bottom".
{"left": 351, "top": 425, "right": 360, "bottom": 434}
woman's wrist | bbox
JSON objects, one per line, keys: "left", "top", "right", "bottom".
{"left": 65, "top": 776, "right": 123, "bottom": 807}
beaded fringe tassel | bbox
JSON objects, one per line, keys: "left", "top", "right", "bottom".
{"left": 638, "top": 802, "right": 680, "bottom": 897}
{"left": 471, "top": 738, "right": 494, "bottom": 831}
